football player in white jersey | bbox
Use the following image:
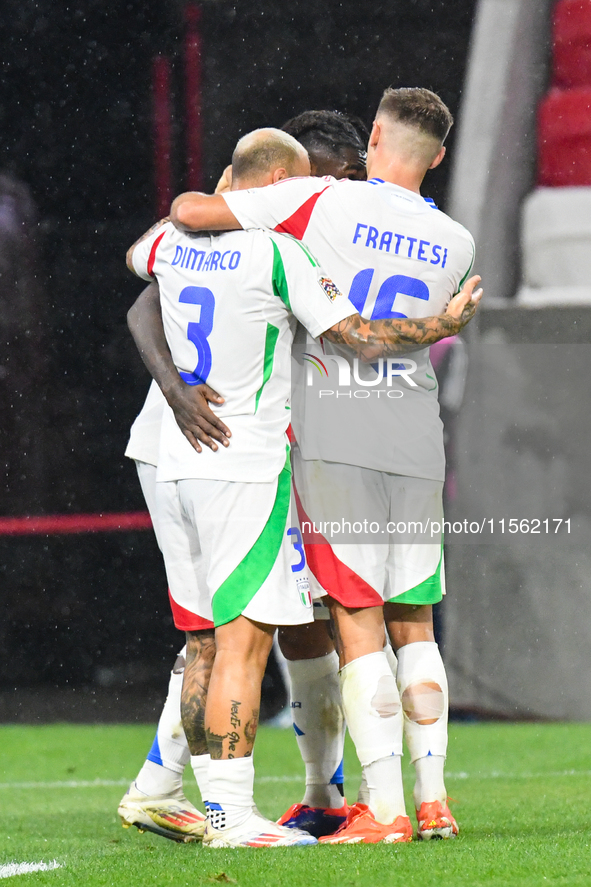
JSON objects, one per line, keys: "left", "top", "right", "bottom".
{"left": 184, "top": 120, "right": 394, "bottom": 839}
{"left": 171, "top": 87, "right": 480, "bottom": 844}
{"left": 118, "top": 112, "right": 371, "bottom": 843}
{"left": 125, "top": 125, "right": 478, "bottom": 849}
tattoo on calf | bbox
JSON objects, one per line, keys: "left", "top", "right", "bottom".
{"left": 227, "top": 732, "right": 240, "bottom": 758}
{"left": 205, "top": 727, "right": 227, "bottom": 761}
{"left": 181, "top": 630, "right": 216, "bottom": 756}
{"left": 226, "top": 700, "right": 242, "bottom": 757}
{"left": 244, "top": 709, "right": 259, "bottom": 746}
{"left": 204, "top": 704, "right": 259, "bottom": 760}
{"left": 230, "top": 700, "right": 241, "bottom": 728}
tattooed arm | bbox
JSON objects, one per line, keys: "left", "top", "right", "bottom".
{"left": 323, "top": 275, "right": 482, "bottom": 360}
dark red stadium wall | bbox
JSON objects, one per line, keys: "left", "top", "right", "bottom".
{"left": 538, "top": 0, "right": 591, "bottom": 187}
{"left": 0, "top": 0, "right": 477, "bottom": 695}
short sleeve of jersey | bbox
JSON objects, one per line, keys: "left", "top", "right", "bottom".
{"left": 130, "top": 221, "right": 174, "bottom": 281}
{"left": 270, "top": 233, "right": 356, "bottom": 338}
{"left": 223, "top": 176, "right": 335, "bottom": 238}
{"left": 459, "top": 233, "right": 476, "bottom": 292}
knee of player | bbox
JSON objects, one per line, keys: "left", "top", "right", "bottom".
{"left": 216, "top": 620, "right": 274, "bottom": 669}
{"left": 401, "top": 680, "right": 445, "bottom": 725}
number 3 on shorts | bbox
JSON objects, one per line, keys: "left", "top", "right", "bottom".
{"left": 177, "top": 286, "right": 216, "bottom": 385}
{"left": 287, "top": 527, "right": 306, "bottom": 573}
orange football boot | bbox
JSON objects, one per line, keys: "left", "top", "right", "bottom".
{"left": 318, "top": 802, "right": 413, "bottom": 845}
{"left": 416, "top": 800, "right": 459, "bottom": 840}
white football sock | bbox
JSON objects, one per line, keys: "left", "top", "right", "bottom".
{"left": 206, "top": 757, "right": 255, "bottom": 830}
{"left": 136, "top": 648, "right": 189, "bottom": 796}
{"left": 287, "top": 652, "right": 345, "bottom": 809}
{"left": 363, "top": 756, "right": 407, "bottom": 823}
{"left": 134, "top": 759, "right": 180, "bottom": 797}
{"left": 413, "top": 754, "right": 447, "bottom": 808}
{"left": 396, "top": 641, "right": 448, "bottom": 807}
{"left": 357, "top": 772, "right": 369, "bottom": 805}
{"left": 190, "top": 754, "right": 210, "bottom": 805}
{"left": 356, "top": 643, "right": 397, "bottom": 807}
{"left": 340, "top": 651, "right": 406, "bottom": 824}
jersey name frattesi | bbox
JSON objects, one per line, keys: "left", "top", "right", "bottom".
{"left": 352, "top": 223, "right": 448, "bottom": 266}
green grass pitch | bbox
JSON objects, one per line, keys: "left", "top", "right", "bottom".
{"left": 2, "top": 722, "right": 591, "bottom": 886}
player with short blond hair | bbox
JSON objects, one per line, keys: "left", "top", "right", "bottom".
{"left": 117, "top": 109, "right": 377, "bottom": 844}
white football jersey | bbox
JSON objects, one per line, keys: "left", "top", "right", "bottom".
{"left": 131, "top": 221, "right": 356, "bottom": 483}
{"left": 125, "top": 379, "right": 166, "bottom": 467}
{"left": 224, "top": 176, "right": 475, "bottom": 481}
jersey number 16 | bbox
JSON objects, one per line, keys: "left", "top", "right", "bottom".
{"left": 348, "top": 269, "right": 429, "bottom": 319}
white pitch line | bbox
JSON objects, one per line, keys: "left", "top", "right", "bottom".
{"left": 0, "top": 861, "right": 61, "bottom": 879}
{"left": 1, "top": 770, "right": 590, "bottom": 792}
{"left": 446, "top": 769, "right": 591, "bottom": 781}
{"left": 0, "top": 778, "right": 130, "bottom": 790}
{"left": 0, "top": 776, "right": 303, "bottom": 790}
{"left": 257, "top": 775, "right": 301, "bottom": 783}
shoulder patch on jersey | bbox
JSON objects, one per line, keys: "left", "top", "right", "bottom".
{"left": 318, "top": 276, "right": 342, "bottom": 302}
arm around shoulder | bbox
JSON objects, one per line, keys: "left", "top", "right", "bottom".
{"left": 170, "top": 191, "right": 241, "bottom": 232}
{"left": 322, "top": 275, "right": 483, "bottom": 360}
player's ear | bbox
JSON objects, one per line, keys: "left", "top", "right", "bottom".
{"left": 272, "top": 167, "right": 289, "bottom": 183}
{"left": 368, "top": 120, "right": 380, "bottom": 149}
{"left": 429, "top": 146, "right": 446, "bottom": 170}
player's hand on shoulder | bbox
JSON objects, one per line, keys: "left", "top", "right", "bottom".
{"left": 445, "top": 275, "right": 483, "bottom": 328}
{"left": 167, "top": 382, "right": 232, "bottom": 453}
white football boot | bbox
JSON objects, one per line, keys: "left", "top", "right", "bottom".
{"left": 203, "top": 804, "right": 318, "bottom": 848}
{"left": 118, "top": 782, "right": 206, "bottom": 842}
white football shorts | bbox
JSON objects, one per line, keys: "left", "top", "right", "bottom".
{"left": 175, "top": 455, "right": 314, "bottom": 628}
{"left": 291, "top": 447, "right": 445, "bottom": 608}
{"left": 136, "top": 460, "right": 213, "bottom": 630}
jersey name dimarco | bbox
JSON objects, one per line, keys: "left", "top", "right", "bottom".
{"left": 352, "top": 223, "right": 448, "bottom": 266}
{"left": 171, "top": 246, "right": 242, "bottom": 272}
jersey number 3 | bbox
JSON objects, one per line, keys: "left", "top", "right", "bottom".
{"left": 178, "top": 286, "right": 216, "bottom": 385}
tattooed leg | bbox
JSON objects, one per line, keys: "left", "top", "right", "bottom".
{"left": 205, "top": 615, "right": 274, "bottom": 759}
{"left": 181, "top": 628, "right": 216, "bottom": 756}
